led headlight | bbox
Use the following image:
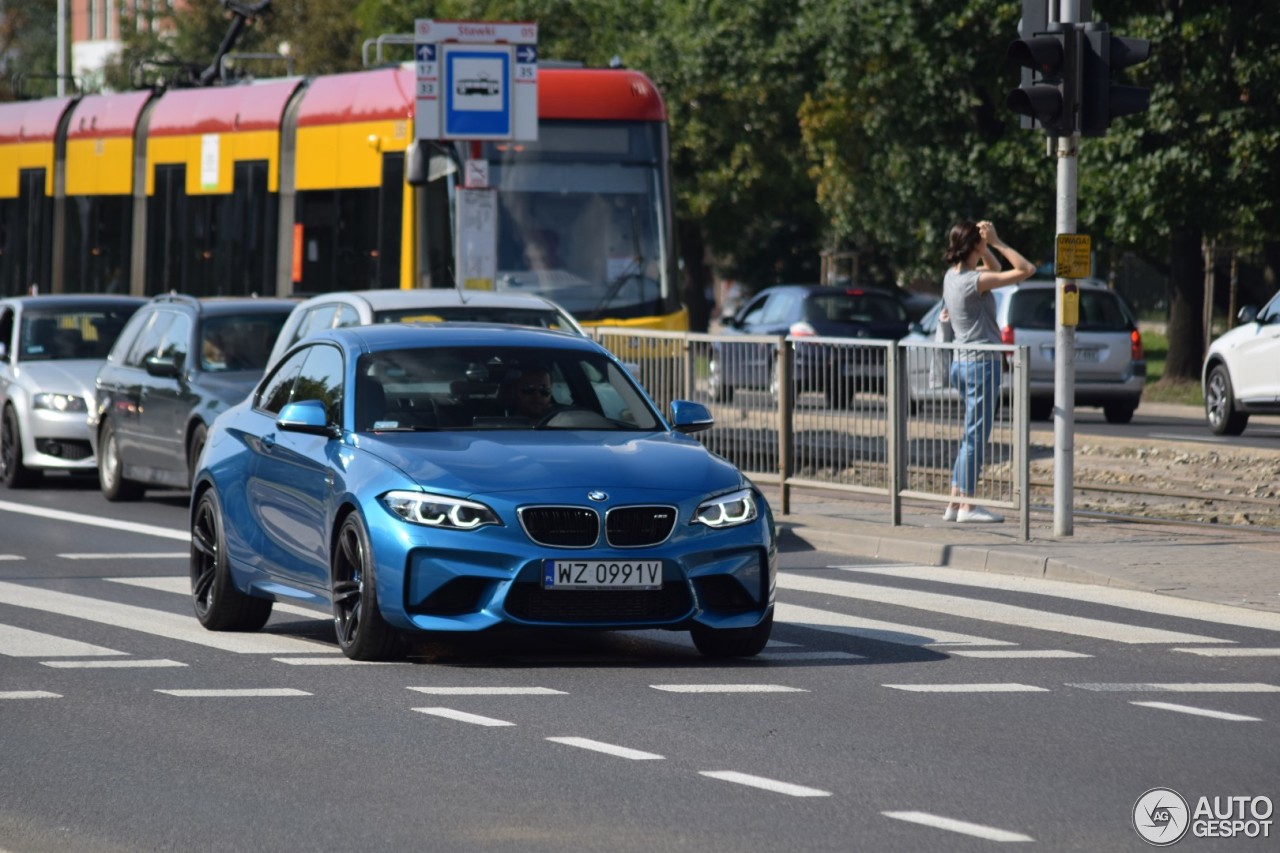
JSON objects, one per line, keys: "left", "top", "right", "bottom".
{"left": 382, "top": 490, "right": 500, "bottom": 530}
{"left": 32, "top": 393, "right": 87, "bottom": 413}
{"left": 693, "top": 487, "right": 758, "bottom": 529}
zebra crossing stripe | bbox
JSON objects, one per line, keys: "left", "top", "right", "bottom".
{"left": 779, "top": 573, "right": 1232, "bottom": 645}
{"left": 155, "top": 689, "right": 311, "bottom": 697}
{"left": 777, "top": 602, "right": 1014, "bottom": 647}
{"left": 700, "top": 771, "right": 830, "bottom": 798}
{"left": 0, "top": 499, "right": 188, "bottom": 541}
{"left": 882, "top": 810, "right": 1033, "bottom": 842}
{"left": 110, "top": 576, "right": 325, "bottom": 620}
{"left": 1068, "top": 682, "right": 1280, "bottom": 692}
{"left": 0, "top": 622, "right": 126, "bottom": 657}
{"left": 42, "top": 659, "right": 186, "bottom": 669}
{"left": 1130, "top": 702, "right": 1262, "bottom": 722}
{"left": 884, "top": 683, "right": 1050, "bottom": 693}
{"left": 0, "top": 581, "right": 336, "bottom": 655}
{"left": 546, "top": 737, "right": 664, "bottom": 760}
{"left": 413, "top": 708, "right": 515, "bottom": 726}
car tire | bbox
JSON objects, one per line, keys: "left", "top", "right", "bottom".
{"left": 332, "top": 512, "right": 401, "bottom": 661}
{"left": 690, "top": 609, "right": 773, "bottom": 659}
{"left": 186, "top": 422, "right": 208, "bottom": 488}
{"left": 98, "top": 419, "right": 145, "bottom": 501}
{"left": 1205, "top": 364, "right": 1249, "bottom": 436}
{"left": 1, "top": 405, "right": 42, "bottom": 488}
{"left": 1029, "top": 398, "right": 1053, "bottom": 421}
{"left": 190, "top": 488, "right": 272, "bottom": 631}
{"left": 1103, "top": 402, "right": 1137, "bottom": 424}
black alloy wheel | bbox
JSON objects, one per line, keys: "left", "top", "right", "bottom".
{"left": 190, "top": 489, "right": 272, "bottom": 631}
{"left": 331, "top": 513, "right": 401, "bottom": 661}
{"left": 1205, "top": 364, "right": 1249, "bottom": 436}
{"left": 98, "top": 419, "right": 145, "bottom": 501}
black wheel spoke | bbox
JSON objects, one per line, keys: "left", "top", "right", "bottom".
{"left": 332, "top": 580, "right": 360, "bottom": 605}
{"left": 192, "top": 566, "right": 214, "bottom": 602}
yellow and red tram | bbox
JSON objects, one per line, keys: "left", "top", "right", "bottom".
{"left": 0, "top": 65, "right": 686, "bottom": 330}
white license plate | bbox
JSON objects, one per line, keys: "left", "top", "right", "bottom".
{"left": 1046, "top": 347, "right": 1100, "bottom": 363}
{"left": 542, "top": 560, "right": 663, "bottom": 590}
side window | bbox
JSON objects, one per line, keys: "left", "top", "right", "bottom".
{"left": 295, "top": 304, "right": 339, "bottom": 343}
{"left": 1260, "top": 291, "right": 1280, "bottom": 324}
{"left": 740, "top": 295, "right": 771, "bottom": 326}
{"left": 155, "top": 313, "right": 192, "bottom": 368}
{"left": 335, "top": 304, "right": 361, "bottom": 328}
{"left": 106, "top": 308, "right": 149, "bottom": 363}
{"left": 124, "top": 310, "right": 175, "bottom": 367}
{"left": 257, "top": 347, "right": 308, "bottom": 416}
{"left": 760, "top": 293, "right": 796, "bottom": 324}
{"left": 294, "top": 344, "right": 345, "bottom": 426}
{"left": 0, "top": 308, "right": 13, "bottom": 360}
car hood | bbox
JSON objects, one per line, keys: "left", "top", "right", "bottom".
{"left": 355, "top": 431, "right": 745, "bottom": 498}
{"left": 14, "top": 360, "right": 102, "bottom": 397}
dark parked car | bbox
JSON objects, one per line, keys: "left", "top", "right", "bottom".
{"left": 92, "top": 294, "right": 294, "bottom": 499}
{"left": 0, "top": 295, "right": 145, "bottom": 487}
{"left": 709, "top": 284, "right": 911, "bottom": 407}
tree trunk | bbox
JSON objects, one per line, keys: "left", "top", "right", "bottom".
{"left": 1163, "top": 226, "right": 1205, "bottom": 381}
{"left": 679, "top": 220, "right": 712, "bottom": 332}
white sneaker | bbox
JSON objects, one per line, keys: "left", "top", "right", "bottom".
{"left": 957, "top": 506, "right": 1004, "bottom": 524}
{"left": 942, "top": 505, "right": 958, "bottom": 522}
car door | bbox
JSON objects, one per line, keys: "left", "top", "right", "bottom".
{"left": 1232, "top": 292, "right": 1280, "bottom": 401}
{"left": 250, "top": 342, "right": 345, "bottom": 592}
{"left": 135, "top": 310, "right": 196, "bottom": 481}
{"left": 104, "top": 309, "right": 175, "bottom": 475}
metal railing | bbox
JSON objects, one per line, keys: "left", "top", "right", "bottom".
{"left": 592, "top": 328, "right": 1031, "bottom": 541}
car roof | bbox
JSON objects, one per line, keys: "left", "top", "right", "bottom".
{"left": 143, "top": 294, "right": 297, "bottom": 315}
{"left": 1004, "top": 278, "right": 1111, "bottom": 292}
{"left": 0, "top": 294, "right": 147, "bottom": 309}
{"left": 762, "top": 283, "right": 902, "bottom": 298}
{"left": 293, "top": 288, "right": 568, "bottom": 312}
{"left": 315, "top": 321, "right": 600, "bottom": 354}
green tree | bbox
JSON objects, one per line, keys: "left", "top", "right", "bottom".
{"left": 1, "top": 0, "right": 60, "bottom": 100}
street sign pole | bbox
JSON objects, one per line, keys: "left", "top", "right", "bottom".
{"left": 1053, "top": 0, "right": 1083, "bottom": 537}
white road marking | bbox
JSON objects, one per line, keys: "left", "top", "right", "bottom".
{"left": 885, "top": 683, "right": 1051, "bottom": 693}
{"left": 882, "top": 810, "right": 1034, "bottom": 842}
{"left": 0, "top": 691, "right": 61, "bottom": 700}
{"left": 546, "top": 737, "right": 664, "bottom": 760}
{"left": 0, "top": 555, "right": 23, "bottom": 561}
{"left": 408, "top": 686, "right": 567, "bottom": 696}
{"left": 842, "top": 565, "right": 1280, "bottom": 634}
{"left": 413, "top": 707, "right": 516, "bottom": 726}
{"left": 649, "top": 684, "right": 807, "bottom": 693}
{"left": 155, "top": 688, "right": 311, "bottom": 697}
{"left": 0, "top": 499, "right": 188, "bottom": 541}
{"left": 780, "top": 573, "right": 1232, "bottom": 644}
{"left": 950, "top": 649, "right": 1092, "bottom": 659}
{"left": 777, "top": 602, "right": 1013, "bottom": 647}
{"left": 0, "top": 581, "right": 337, "bottom": 655}
{"left": 1068, "top": 682, "right": 1280, "bottom": 692}
{"left": 42, "top": 659, "right": 186, "bottom": 669}
{"left": 1173, "top": 647, "right": 1280, "bottom": 657}
{"left": 0, "top": 623, "right": 126, "bottom": 657}
{"left": 60, "top": 553, "right": 187, "bottom": 560}
{"left": 1130, "top": 701, "right": 1262, "bottom": 722}
{"left": 108, "top": 577, "right": 325, "bottom": 620}
{"left": 700, "top": 771, "right": 831, "bottom": 798}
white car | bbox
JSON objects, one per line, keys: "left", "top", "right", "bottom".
{"left": 0, "top": 295, "right": 146, "bottom": 487}
{"left": 266, "top": 289, "right": 586, "bottom": 369}
{"left": 1202, "top": 289, "right": 1280, "bottom": 435}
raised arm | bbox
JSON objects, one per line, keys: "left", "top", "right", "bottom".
{"left": 975, "top": 221, "right": 1036, "bottom": 292}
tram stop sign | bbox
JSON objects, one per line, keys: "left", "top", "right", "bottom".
{"left": 1055, "top": 233, "right": 1092, "bottom": 279}
{"left": 414, "top": 19, "right": 538, "bottom": 142}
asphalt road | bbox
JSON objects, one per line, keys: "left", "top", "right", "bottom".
{"left": 2, "top": 480, "right": 1278, "bottom": 852}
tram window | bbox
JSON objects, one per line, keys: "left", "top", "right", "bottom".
{"left": 0, "top": 169, "right": 53, "bottom": 297}
{"left": 65, "top": 196, "right": 132, "bottom": 294}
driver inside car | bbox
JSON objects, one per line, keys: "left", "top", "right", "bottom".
{"left": 501, "top": 365, "right": 557, "bottom": 423}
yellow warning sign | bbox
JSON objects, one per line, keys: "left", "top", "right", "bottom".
{"left": 1055, "top": 233, "right": 1091, "bottom": 279}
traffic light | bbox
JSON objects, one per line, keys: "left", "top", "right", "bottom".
{"left": 1007, "top": 25, "right": 1079, "bottom": 136}
{"left": 1080, "top": 23, "right": 1152, "bottom": 137}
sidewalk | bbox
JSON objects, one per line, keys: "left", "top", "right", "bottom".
{"left": 763, "top": 484, "right": 1280, "bottom": 617}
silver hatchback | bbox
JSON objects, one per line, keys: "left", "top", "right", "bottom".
{"left": 907, "top": 280, "right": 1145, "bottom": 423}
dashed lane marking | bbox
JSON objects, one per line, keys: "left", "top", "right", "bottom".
{"left": 413, "top": 708, "right": 516, "bottom": 726}
{"left": 1130, "top": 702, "right": 1262, "bottom": 722}
{"left": 546, "top": 737, "right": 664, "bottom": 760}
{"left": 882, "top": 810, "right": 1034, "bottom": 842}
{"left": 408, "top": 686, "right": 567, "bottom": 696}
{"left": 155, "top": 688, "right": 311, "bottom": 698}
{"left": 777, "top": 602, "right": 1014, "bottom": 647}
{"left": 949, "top": 650, "right": 1091, "bottom": 659}
{"left": 1068, "top": 682, "right": 1280, "bottom": 692}
{"left": 700, "top": 771, "right": 831, "bottom": 798}
{"left": 42, "top": 659, "right": 185, "bottom": 669}
{"left": 650, "top": 684, "right": 808, "bottom": 693}
{"left": 885, "top": 683, "right": 1051, "bottom": 693}
{"left": 0, "top": 691, "right": 61, "bottom": 700}
{"left": 1173, "top": 647, "right": 1280, "bottom": 657}
{"left": 780, "top": 573, "right": 1232, "bottom": 645}
{"left": 60, "top": 553, "right": 187, "bottom": 560}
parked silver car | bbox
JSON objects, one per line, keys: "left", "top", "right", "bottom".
{"left": 0, "top": 294, "right": 146, "bottom": 487}
{"left": 1202, "top": 289, "right": 1280, "bottom": 435}
{"left": 266, "top": 289, "right": 586, "bottom": 369}
{"left": 905, "top": 280, "right": 1145, "bottom": 423}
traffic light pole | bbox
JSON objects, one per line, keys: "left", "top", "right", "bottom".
{"left": 1053, "top": 0, "right": 1082, "bottom": 538}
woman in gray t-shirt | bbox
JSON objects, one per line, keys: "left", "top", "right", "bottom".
{"left": 941, "top": 220, "right": 1035, "bottom": 523}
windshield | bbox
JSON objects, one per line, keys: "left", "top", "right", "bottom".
{"left": 357, "top": 345, "right": 662, "bottom": 432}
{"left": 372, "top": 306, "right": 579, "bottom": 334}
{"left": 19, "top": 305, "right": 139, "bottom": 362}
{"left": 200, "top": 313, "right": 289, "bottom": 372}
{"left": 485, "top": 122, "right": 670, "bottom": 321}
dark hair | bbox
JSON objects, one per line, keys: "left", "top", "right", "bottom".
{"left": 944, "top": 220, "right": 982, "bottom": 265}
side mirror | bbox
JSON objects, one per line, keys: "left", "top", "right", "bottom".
{"left": 144, "top": 354, "right": 182, "bottom": 378}
{"left": 670, "top": 400, "right": 713, "bottom": 434}
{"left": 1237, "top": 305, "right": 1258, "bottom": 325}
{"left": 720, "top": 315, "right": 740, "bottom": 329}
{"left": 277, "top": 400, "right": 336, "bottom": 437}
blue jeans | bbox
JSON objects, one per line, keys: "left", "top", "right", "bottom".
{"left": 950, "top": 355, "right": 1002, "bottom": 496}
